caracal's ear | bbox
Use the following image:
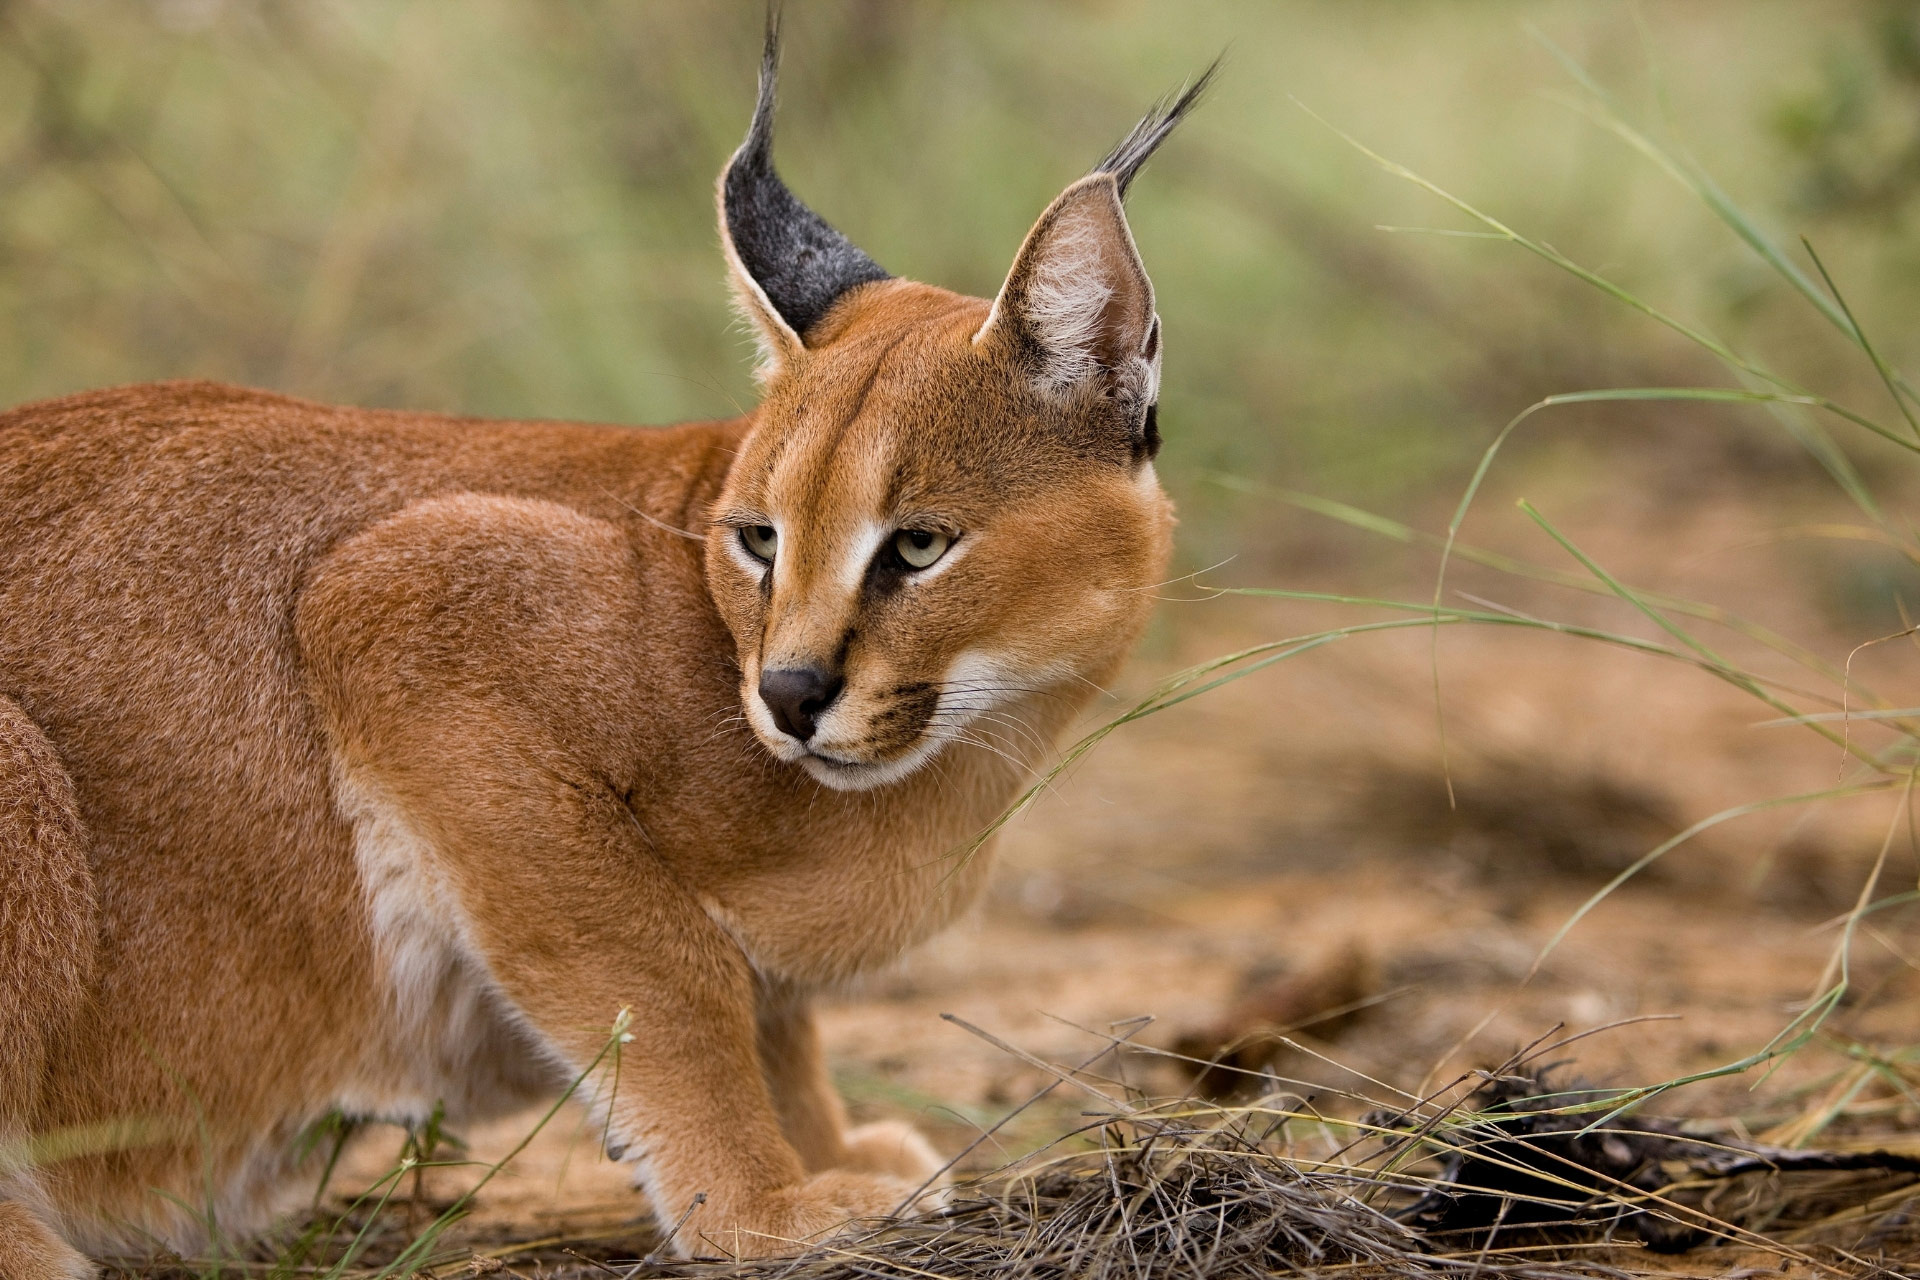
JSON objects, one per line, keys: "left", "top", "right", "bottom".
{"left": 719, "top": 8, "right": 891, "bottom": 382}
{"left": 975, "top": 62, "right": 1217, "bottom": 460}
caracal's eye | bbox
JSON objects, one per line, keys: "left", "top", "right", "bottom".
{"left": 894, "top": 528, "right": 951, "bottom": 570}
{"left": 740, "top": 524, "right": 778, "bottom": 564}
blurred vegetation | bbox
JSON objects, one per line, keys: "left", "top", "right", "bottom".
{"left": 4, "top": 0, "right": 1920, "bottom": 561}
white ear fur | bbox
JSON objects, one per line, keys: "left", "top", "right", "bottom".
{"left": 1014, "top": 202, "right": 1115, "bottom": 388}
{"left": 974, "top": 175, "right": 1158, "bottom": 397}
{"left": 1138, "top": 314, "right": 1164, "bottom": 403}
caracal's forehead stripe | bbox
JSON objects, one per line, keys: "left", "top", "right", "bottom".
{"left": 760, "top": 384, "right": 903, "bottom": 601}
{"left": 766, "top": 328, "right": 910, "bottom": 479}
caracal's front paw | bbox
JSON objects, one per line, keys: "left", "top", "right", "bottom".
{"left": 691, "top": 1169, "right": 937, "bottom": 1260}
{"left": 840, "top": 1119, "right": 947, "bottom": 1188}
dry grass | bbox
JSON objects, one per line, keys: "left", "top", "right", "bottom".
{"left": 101, "top": 1018, "right": 1920, "bottom": 1280}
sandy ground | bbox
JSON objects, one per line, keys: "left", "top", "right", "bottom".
{"left": 316, "top": 471, "right": 1920, "bottom": 1269}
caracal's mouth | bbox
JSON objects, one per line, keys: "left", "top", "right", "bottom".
{"left": 793, "top": 735, "right": 942, "bottom": 792}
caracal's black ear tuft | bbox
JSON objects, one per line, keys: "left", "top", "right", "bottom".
{"left": 719, "top": 6, "right": 891, "bottom": 380}
{"left": 975, "top": 60, "right": 1217, "bottom": 459}
{"left": 1093, "top": 56, "right": 1221, "bottom": 198}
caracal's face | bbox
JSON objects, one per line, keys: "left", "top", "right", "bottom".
{"left": 705, "top": 280, "right": 1173, "bottom": 792}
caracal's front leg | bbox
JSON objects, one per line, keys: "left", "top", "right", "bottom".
{"left": 414, "top": 766, "right": 920, "bottom": 1258}
{"left": 297, "top": 494, "right": 931, "bottom": 1258}
{"left": 756, "top": 980, "right": 945, "bottom": 1187}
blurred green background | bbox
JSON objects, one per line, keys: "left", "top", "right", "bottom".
{"left": 4, "top": 0, "right": 1919, "bottom": 564}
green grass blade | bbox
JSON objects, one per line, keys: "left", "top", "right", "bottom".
{"left": 1299, "top": 98, "right": 1916, "bottom": 458}
{"left": 1802, "top": 238, "right": 1920, "bottom": 442}
{"left": 1533, "top": 27, "right": 1920, "bottom": 415}
{"left": 1529, "top": 783, "right": 1891, "bottom": 980}
{"left": 374, "top": 1013, "right": 635, "bottom": 1277}
{"left": 1206, "top": 472, "right": 1865, "bottom": 692}
{"left": 1516, "top": 500, "right": 1874, "bottom": 763}
{"left": 1208, "top": 588, "right": 1849, "bottom": 718}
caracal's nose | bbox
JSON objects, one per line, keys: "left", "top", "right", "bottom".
{"left": 758, "top": 665, "right": 843, "bottom": 742}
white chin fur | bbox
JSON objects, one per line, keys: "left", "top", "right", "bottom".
{"left": 797, "top": 738, "right": 941, "bottom": 792}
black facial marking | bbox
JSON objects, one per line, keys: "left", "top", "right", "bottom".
{"left": 868, "top": 682, "right": 941, "bottom": 754}
{"left": 1141, "top": 402, "right": 1161, "bottom": 461}
{"left": 723, "top": 9, "right": 891, "bottom": 339}
{"left": 864, "top": 546, "right": 908, "bottom": 598}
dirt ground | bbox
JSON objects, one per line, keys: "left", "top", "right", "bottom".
{"left": 316, "top": 466, "right": 1920, "bottom": 1273}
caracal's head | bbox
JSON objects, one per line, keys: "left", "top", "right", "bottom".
{"left": 705, "top": 21, "right": 1210, "bottom": 792}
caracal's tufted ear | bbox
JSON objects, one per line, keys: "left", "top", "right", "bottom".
{"left": 974, "top": 63, "right": 1216, "bottom": 459}
{"left": 978, "top": 175, "right": 1156, "bottom": 398}
{"left": 719, "top": 9, "right": 891, "bottom": 383}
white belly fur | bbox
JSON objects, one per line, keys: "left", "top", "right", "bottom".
{"left": 331, "top": 763, "right": 561, "bottom": 1126}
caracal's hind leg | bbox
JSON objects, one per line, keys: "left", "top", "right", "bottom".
{"left": 0, "top": 695, "right": 100, "bottom": 1279}
{"left": 0, "top": 1202, "right": 92, "bottom": 1280}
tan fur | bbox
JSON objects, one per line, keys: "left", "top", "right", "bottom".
{"left": 0, "top": 167, "right": 1173, "bottom": 1266}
